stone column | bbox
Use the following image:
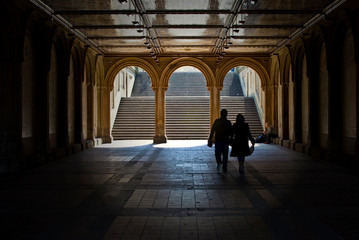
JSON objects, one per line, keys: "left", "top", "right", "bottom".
{"left": 264, "top": 85, "right": 272, "bottom": 124}
{"left": 209, "top": 85, "right": 222, "bottom": 126}
{"left": 0, "top": 60, "right": 22, "bottom": 172}
{"left": 282, "top": 82, "right": 289, "bottom": 140}
{"left": 153, "top": 86, "right": 167, "bottom": 143}
{"left": 97, "top": 85, "right": 113, "bottom": 143}
{"left": 87, "top": 83, "right": 96, "bottom": 143}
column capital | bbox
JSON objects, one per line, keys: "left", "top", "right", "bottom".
{"left": 152, "top": 85, "right": 168, "bottom": 91}
{"left": 206, "top": 85, "right": 223, "bottom": 91}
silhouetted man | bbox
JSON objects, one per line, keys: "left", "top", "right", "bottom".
{"left": 208, "top": 109, "right": 232, "bottom": 173}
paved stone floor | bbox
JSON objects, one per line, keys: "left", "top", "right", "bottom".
{"left": 1, "top": 140, "right": 359, "bottom": 239}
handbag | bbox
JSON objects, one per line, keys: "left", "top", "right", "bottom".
{"left": 247, "top": 145, "right": 254, "bottom": 156}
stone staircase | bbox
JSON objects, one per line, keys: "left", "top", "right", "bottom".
{"left": 165, "top": 96, "right": 210, "bottom": 139}
{"left": 112, "top": 97, "right": 155, "bottom": 140}
{"left": 112, "top": 71, "right": 263, "bottom": 140}
{"left": 221, "top": 97, "right": 263, "bottom": 138}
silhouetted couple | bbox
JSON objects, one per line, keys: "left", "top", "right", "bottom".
{"left": 208, "top": 109, "right": 255, "bottom": 175}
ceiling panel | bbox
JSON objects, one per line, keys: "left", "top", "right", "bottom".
{"left": 35, "top": 0, "right": 343, "bottom": 56}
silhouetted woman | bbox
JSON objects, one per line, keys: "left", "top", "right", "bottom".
{"left": 230, "top": 114, "right": 255, "bottom": 174}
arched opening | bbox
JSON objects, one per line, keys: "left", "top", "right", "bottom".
{"left": 341, "top": 28, "right": 356, "bottom": 155}
{"left": 221, "top": 66, "right": 264, "bottom": 138}
{"left": 301, "top": 55, "right": 309, "bottom": 144}
{"left": 110, "top": 66, "right": 154, "bottom": 140}
{"left": 318, "top": 43, "right": 329, "bottom": 149}
{"left": 82, "top": 64, "right": 88, "bottom": 141}
{"left": 22, "top": 32, "right": 36, "bottom": 156}
{"left": 166, "top": 66, "right": 209, "bottom": 139}
{"left": 288, "top": 64, "right": 295, "bottom": 141}
{"left": 272, "top": 62, "right": 280, "bottom": 135}
{"left": 48, "top": 44, "right": 58, "bottom": 149}
{"left": 67, "top": 55, "right": 75, "bottom": 144}
{"left": 85, "top": 54, "right": 97, "bottom": 143}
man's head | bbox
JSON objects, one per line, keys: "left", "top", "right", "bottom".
{"left": 220, "top": 109, "right": 228, "bottom": 118}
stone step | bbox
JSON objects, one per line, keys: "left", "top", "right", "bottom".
{"left": 113, "top": 71, "right": 261, "bottom": 139}
{"left": 113, "top": 108, "right": 262, "bottom": 140}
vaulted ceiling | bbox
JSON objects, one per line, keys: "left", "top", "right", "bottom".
{"left": 33, "top": 0, "right": 341, "bottom": 57}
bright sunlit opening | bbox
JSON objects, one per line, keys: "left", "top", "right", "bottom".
{"left": 98, "top": 140, "right": 153, "bottom": 148}
{"left": 153, "top": 140, "right": 206, "bottom": 148}
{"left": 174, "top": 66, "right": 201, "bottom": 72}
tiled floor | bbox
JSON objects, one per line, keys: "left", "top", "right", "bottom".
{"left": 1, "top": 140, "right": 359, "bottom": 239}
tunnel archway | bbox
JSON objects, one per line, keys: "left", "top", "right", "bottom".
{"left": 165, "top": 66, "right": 209, "bottom": 139}
{"left": 221, "top": 66, "right": 265, "bottom": 139}
{"left": 109, "top": 65, "right": 154, "bottom": 140}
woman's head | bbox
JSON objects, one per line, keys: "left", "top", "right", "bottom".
{"left": 236, "top": 114, "right": 245, "bottom": 123}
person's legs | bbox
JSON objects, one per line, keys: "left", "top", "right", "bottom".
{"left": 215, "top": 143, "right": 223, "bottom": 164}
{"left": 222, "top": 143, "right": 229, "bottom": 172}
{"left": 264, "top": 134, "right": 270, "bottom": 143}
{"left": 237, "top": 156, "right": 245, "bottom": 174}
{"left": 215, "top": 142, "right": 224, "bottom": 172}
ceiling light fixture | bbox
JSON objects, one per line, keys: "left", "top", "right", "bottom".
{"left": 251, "top": 0, "right": 257, "bottom": 4}
{"left": 118, "top": 0, "right": 127, "bottom": 3}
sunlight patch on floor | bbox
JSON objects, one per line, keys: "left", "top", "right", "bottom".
{"left": 153, "top": 140, "right": 207, "bottom": 148}
{"left": 99, "top": 140, "right": 153, "bottom": 148}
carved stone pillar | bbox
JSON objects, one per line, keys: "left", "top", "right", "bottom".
{"left": 87, "top": 83, "right": 96, "bottom": 142}
{"left": 209, "top": 85, "right": 222, "bottom": 125}
{"left": 282, "top": 82, "right": 289, "bottom": 140}
{"left": 97, "top": 85, "right": 113, "bottom": 143}
{"left": 264, "top": 85, "right": 273, "bottom": 124}
{"left": 153, "top": 86, "right": 167, "bottom": 143}
{"left": 0, "top": 60, "right": 22, "bottom": 172}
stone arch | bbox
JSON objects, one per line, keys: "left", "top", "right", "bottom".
{"left": 325, "top": 11, "right": 358, "bottom": 156}
{"left": 84, "top": 50, "right": 97, "bottom": 142}
{"left": 308, "top": 27, "right": 329, "bottom": 148}
{"left": 21, "top": 28, "right": 36, "bottom": 156}
{"left": 341, "top": 27, "right": 356, "bottom": 141}
{"left": 52, "top": 29, "right": 71, "bottom": 77}
{"left": 271, "top": 58, "right": 280, "bottom": 131}
{"left": 105, "top": 57, "right": 159, "bottom": 89}
{"left": 331, "top": 10, "right": 358, "bottom": 64}
{"left": 271, "top": 55, "right": 280, "bottom": 86}
{"left": 161, "top": 57, "right": 215, "bottom": 88}
{"left": 95, "top": 56, "right": 105, "bottom": 87}
{"left": 279, "top": 47, "right": 292, "bottom": 86}
{"left": 70, "top": 40, "right": 85, "bottom": 84}
{"left": 85, "top": 49, "right": 96, "bottom": 86}
{"left": 68, "top": 40, "right": 86, "bottom": 144}
{"left": 67, "top": 52, "right": 76, "bottom": 144}
{"left": 217, "top": 57, "right": 270, "bottom": 89}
